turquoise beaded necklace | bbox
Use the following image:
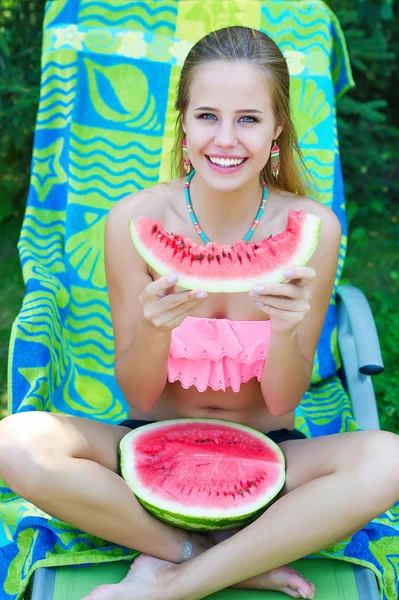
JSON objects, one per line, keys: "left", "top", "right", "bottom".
{"left": 184, "top": 169, "right": 268, "bottom": 244}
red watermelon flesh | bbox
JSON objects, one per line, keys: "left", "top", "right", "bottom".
{"left": 119, "top": 419, "right": 286, "bottom": 530}
{"left": 129, "top": 209, "right": 321, "bottom": 293}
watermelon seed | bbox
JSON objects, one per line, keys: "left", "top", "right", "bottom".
{"left": 195, "top": 254, "right": 204, "bottom": 261}
{"left": 161, "top": 465, "right": 165, "bottom": 470}
{"left": 237, "top": 490, "right": 244, "bottom": 496}
{"left": 222, "top": 250, "right": 227, "bottom": 257}
{"left": 227, "top": 252, "right": 232, "bottom": 260}
{"left": 253, "top": 244, "right": 258, "bottom": 250}
{"left": 207, "top": 254, "right": 213, "bottom": 261}
{"left": 216, "top": 255, "right": 221, "bottom": 263}
{"left": 156, "top": 233, "right": 162, "bottom": 239}
{"left": 237, "top": 253, "right": 242, "bottom": 263}
{"left": 151, "top": 225, "right": 158, "bottom": 234}
{"left": 246, "top": 252, "right": 251, "bottom": 261}
{"left": 177, "top": 242, "right": 185, "bottom": 249}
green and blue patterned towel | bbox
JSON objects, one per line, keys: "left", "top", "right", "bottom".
{"left": 1, "top": 1, "right": 398, "bottom": 599}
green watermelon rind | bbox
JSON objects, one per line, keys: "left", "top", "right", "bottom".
{"left": 135, "top": 492, "right": 278, "bottom": 532}
{"left": 119, "top": 418, "right": 286, "bottom": 531}
{"left": 129, "top": 212, "right": 321, "bottom": 293}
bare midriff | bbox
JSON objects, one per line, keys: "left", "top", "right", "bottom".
{"left": 127, "top": 379, "right": 296, "bottom": 434}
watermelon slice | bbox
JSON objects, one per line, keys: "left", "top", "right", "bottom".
{"left": 129, "top": 209, "right": 321, "bottom": 293}
{"left": 119, "top": 419, "right": 286, "bottom": 531}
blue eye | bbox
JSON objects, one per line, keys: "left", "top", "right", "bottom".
{"left": 197, "top": 113, "right": 258, "bottom": 123}
{"left": 240, "top": 116, "right": 258, "bottom": 123}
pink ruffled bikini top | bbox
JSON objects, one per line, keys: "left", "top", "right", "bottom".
{"left": 168, "top": 316, "right": 272, "bottom": 393}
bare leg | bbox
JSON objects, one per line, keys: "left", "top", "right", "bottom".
{"left": 80, "top": 430, "right": 399, "bottom": 600}
{"left": 167, "top": 432, "right": 399, "bottom": 599}
{"left": 0, "top": 413, "right": 208, "bottom": 562}
{"left": 0, "top": 412, "right": 313, "bottom": 597}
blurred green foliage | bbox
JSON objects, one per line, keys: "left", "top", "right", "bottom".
{"left": 0, "top": 0, "right": 45, "bottom": 221}
{"left": 0, "top": 0, "right": 398, "bottom": 431}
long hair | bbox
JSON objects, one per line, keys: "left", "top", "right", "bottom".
{"left": 171, "top": 26, "right": 313, "bottom": 197}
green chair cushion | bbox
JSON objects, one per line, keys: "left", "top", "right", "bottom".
{"left": 46, "top": 558, "right": 361, "bottom": 599}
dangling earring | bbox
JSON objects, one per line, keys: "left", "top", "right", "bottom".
{"left": 183, "top": 138, "right": 191, "bottom": 174}
{"left": 270, "top": 140, "right": 280, "bottom": 178}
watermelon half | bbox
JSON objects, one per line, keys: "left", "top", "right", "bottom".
{"left": 119, "top": 419, "right": 286, "bottom": 531}
{"left": 129, "top": 209, "right": 321, "bottom": 293}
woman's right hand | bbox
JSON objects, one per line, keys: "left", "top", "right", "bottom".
{"left": 139, "top": 274, "right": 208, "bottom": 332}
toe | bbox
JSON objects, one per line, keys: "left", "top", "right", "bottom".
{"left": 288, "top": 573, "right": 315, "bottom": 598}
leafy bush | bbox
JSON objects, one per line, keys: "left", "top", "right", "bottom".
{"left": 0, "top": 0, "right": 45, "bottom": 220}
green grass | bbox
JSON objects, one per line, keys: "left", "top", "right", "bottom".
{"left": 0, "top": 207, "right": 398, "bottom": 433}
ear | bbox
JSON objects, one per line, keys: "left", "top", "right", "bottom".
{"left": 274, "top": 123, "right": 283, "bottom": 140}
{"left": 180, "top": 114, "right": 186, "bottom": 135}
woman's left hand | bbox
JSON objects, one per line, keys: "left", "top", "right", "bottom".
{"left": 249, "top": 266, "right": 316, "bottom": 336}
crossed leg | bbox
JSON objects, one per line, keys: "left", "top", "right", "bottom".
{"left": 83, "top": 428, "right": 399, "bottom": 600}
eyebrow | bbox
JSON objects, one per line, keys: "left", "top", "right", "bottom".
{"left": 194, "top": 106, "right": 264, "bottom": 114}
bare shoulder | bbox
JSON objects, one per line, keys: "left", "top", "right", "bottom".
{"left": 299, "top": 196, "right": 342, "bottom": 260}
{"left": 107, "top": 181, "right": 169, "bottom": 224}
{"left": 299, "top": 195, "right": 341, "bottom": 231}
{"left": 275, "top": 189, "right": 342, "bottom": 242}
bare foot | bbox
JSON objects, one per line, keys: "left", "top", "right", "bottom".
{"left": 80, "top": 554, "right": 177, "bottom": 600}
{"left": 81, "top": 554, "right": 315, "bottom": 600}
{"left": 233, "top": 565, "right": 315, "bottom": 598}
{"left": 213, "top": 528, "right": 315, "bottom": 598}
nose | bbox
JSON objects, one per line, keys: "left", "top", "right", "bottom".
{"left": 214, "top": 123, "right": 238, "bottom": 148}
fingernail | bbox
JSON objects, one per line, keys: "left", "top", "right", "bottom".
{"left": 255, "top": 301, "right": 263, "bottom": 307}
{"left": 168, "top": 274, "right": 179, "bottom": 283}
{"left": 283, "top": 270, "right": 294, "bottom": 277}
{"left": 196, "top": 292, "right": 206, "bottom": 299}
{"left": 253, "top": 285, "right": 264, "bottom": 293}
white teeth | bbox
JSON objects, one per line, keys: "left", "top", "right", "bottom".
{"left": 208, "top": 156, "right": 245, "bottom": 167}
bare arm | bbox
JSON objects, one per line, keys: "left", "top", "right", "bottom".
{"left": 105, "top": 192, "right": 171, "bottom": 412}
{"left": 105, "top": 191, "right": 208, "bottom": 412}
{"left": 114, "top": 316, "right": 172, "bottom": 412}
{"left": 261, "top": 205, "right": 342, "bottom": 417}
{"left": 261, "top": 330, "right": 312, "bottom": 417}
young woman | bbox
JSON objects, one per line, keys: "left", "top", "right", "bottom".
{"left": 1, "top": 26, "right": 398, "bottom": 600}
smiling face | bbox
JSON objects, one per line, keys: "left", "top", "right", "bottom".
{"left": 181, "top": 61, "right": 283, "bottom": 188}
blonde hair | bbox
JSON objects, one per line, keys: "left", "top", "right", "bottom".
{"left": 171, "top": 26, "right": 313, "bottom": 197}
